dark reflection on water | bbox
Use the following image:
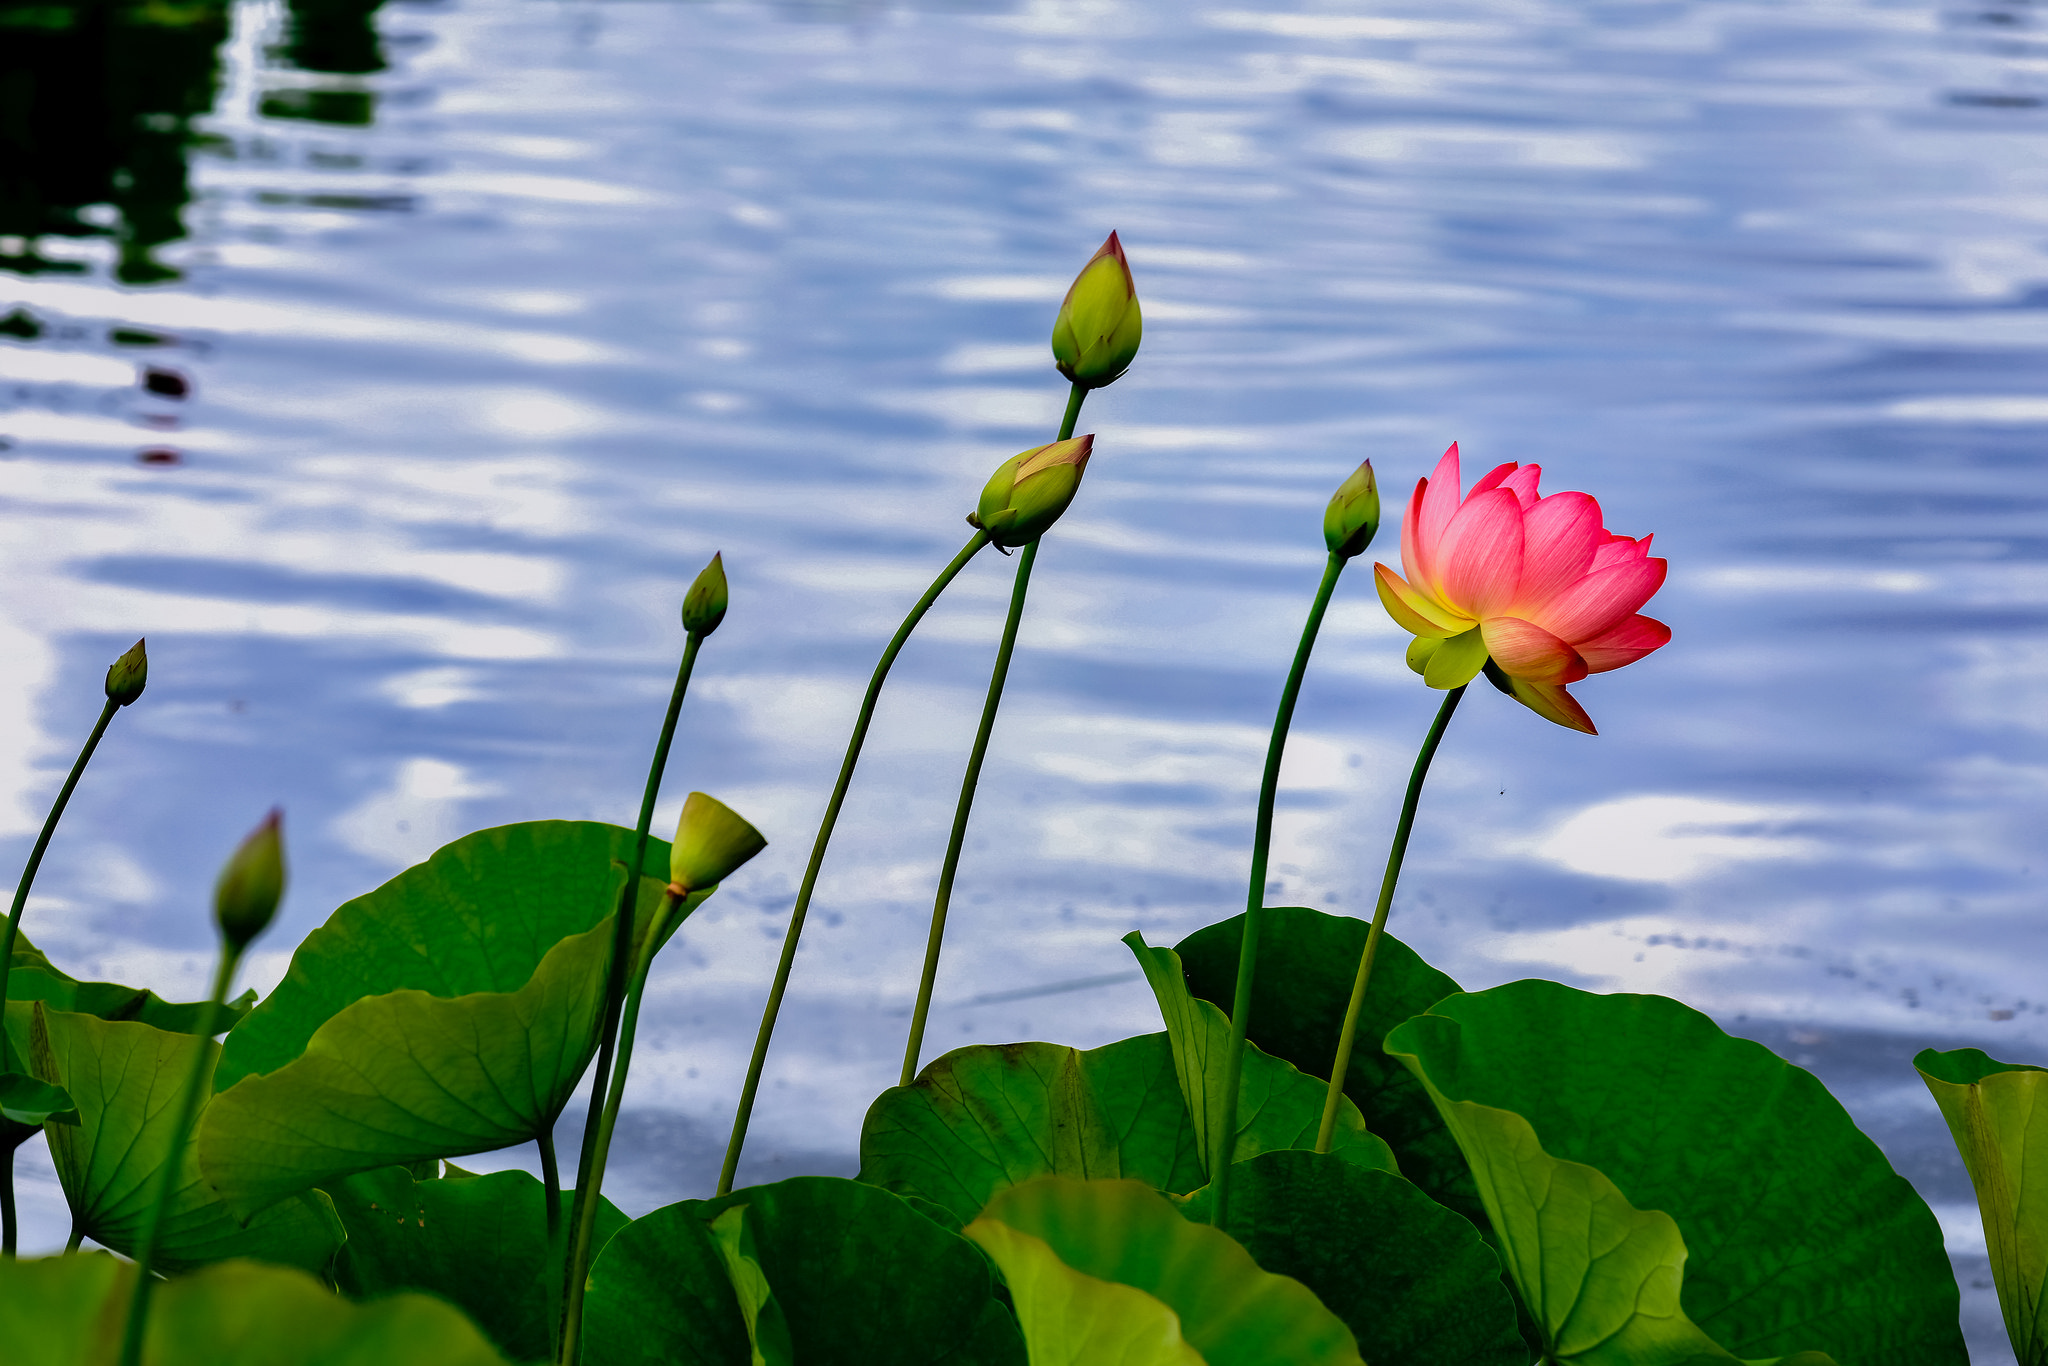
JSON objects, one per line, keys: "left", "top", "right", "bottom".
{"left": 1, "top": 0, "right": 2045, "bottom": 1355}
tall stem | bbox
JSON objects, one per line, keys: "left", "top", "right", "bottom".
{"left": 539, "top": 1126, "right": 563, "bottom": 1358}
{"left": 0, "top": 696, "right": 119, "bottom": 1256}
{"left": 1211, "top": 552, "right": 1345, "bottom": 1228}
{"left": 900, "top": 539, "right": 1041, "bottom": 1086}
{"left": 564, "top": 633, "right": 701, "bottom": 1311}
{"left": 1314, "top": 684, "right": 1465, "bottom": 1153}
{"left": 717, "top": 531, "right": 991, "bottom": 1196}
{"left": 559, "top": 888, "right": 683, "bottom": 1366}
{"left": 115, "top": 946, "right": 239, "bottom": 1366}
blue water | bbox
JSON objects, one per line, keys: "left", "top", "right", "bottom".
{"left": 3, "top": 0, "right": 2042, "bottom": 1350}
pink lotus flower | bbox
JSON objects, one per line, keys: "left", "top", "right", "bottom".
{"left": 1374, "top": 443, "right": 1670, "bottom": 734}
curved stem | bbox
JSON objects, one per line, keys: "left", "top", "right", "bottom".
{"left": 1055, "top": 383, "right": 1085, "bottom": 445}
{"left": 116, "top": 944, "right": 239, "bottom": 1366}
{"left": 900, "top": 539, "right": 1041, "bottom": 1087}
{"left": 717, "top": 530, "right": 991, "bottom": 1197}
{"left": 1211, "top": 552, "right": 1346, "bottom": 1228}
{"left": 559, "top": 888, "right": 683, "bottom": 1365}
{"left": 539, "top": 1126, "right": 563, "bottom": 1358}
{"left": 563, "top": 633, "right": 701, "bottom": 1314}
{"left": 1314, "top": 683, "right": 1466, "bottom": 1154}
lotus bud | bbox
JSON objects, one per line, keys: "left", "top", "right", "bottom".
{"left": 215, "top": 810, "right": 286, "bottom": 952}
{"left": 966, "top": 436, "right": 1093, "bottom": 550}
{"left": 682, "top": 552, "right": 728, "bottom": 637}
{"left": 669, "top": 791, "right": 767, "bottom": 893}
{"left": 1323, "top": 461, "right": 1380, "bottom": 559}
{"left": 1050, "top": 232, "right": 1142, "bottom": 390}
{"left": 105, "top": 639, "right": 147, "bottom": 707}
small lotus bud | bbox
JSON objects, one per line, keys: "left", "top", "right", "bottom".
{"left": 1050, "top": 232, "right": 1142, "bottom": 390}
{"left": 215, "top": 810, "right": 286, "bottom": 951}
{"left": 682, "top": 553, "right": 728, "bottom": 637}
{"left": 105, "top": 639, "right": 147, "bottom": 707}
{"left": 970, "top": 436, "right": 1093, "bottom": 550}
{"left": 1323, "top": 461, "right": 1379, "bottom": 559}
{"left": 670, "top": 792, "right": 767, "bottom": 892}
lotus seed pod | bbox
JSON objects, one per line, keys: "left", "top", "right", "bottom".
{"left": 670, "top": 791, "right": 767, "bottom": 892}
{"left": 683, "top": 552, "right": 728, "bottom": 637}
{"left": 1323, "top": 460, "right": 1380, "bottom": 559}
{"left": 105, "top": 639, "right": 148, "bottom": 707}
{"left": 1050, "top": 232, "right": 1142, "bottom": 390}
{"left": 215, "top": 810, "right": 286, "bottom": 952}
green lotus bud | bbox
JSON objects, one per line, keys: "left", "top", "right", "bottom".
{"left": 670, "top": 791, "right": 767, "bottom": 893}
{"left": 1323, "top": 460, "right": 1380, "bottom": 559}
{"left": 682, "top": 552, "right": 728, "bottom": 637}
{"left": 105, "top": 639, "right": 147, "bottom": 707}
{"left": 1050, "top": 232, "right": 1142, "bottom": 390}
{"left": 967, "top": 436, "right": 1093, "bottom": 550}
{"left": 215, "top": 809, "right": 286, "bottom": 952}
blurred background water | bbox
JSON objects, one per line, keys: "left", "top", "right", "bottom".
{"left": 2, "top": 0, "right": 2043, "bottom": 1351}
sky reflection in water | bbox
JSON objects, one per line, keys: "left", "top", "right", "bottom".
{"left": 2, "top": 0, "right": 2044, "bottom": 1348}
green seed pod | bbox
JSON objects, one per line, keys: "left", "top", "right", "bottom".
{"left": 969, "top": 436, "right": 1093, "bottom": 550}
{"left": 683, "top": 552, "right": 728, "bottom": 637}
{"left": 670, "top": 791, "right": 767, "bottom": 893}
{"left": 105, "top": 639, "right": 147, "bottom": 707}
{"left": 1050, "top": 232, "right": 1142, "bottom": 390}
{"left": 1323, "top": 460, "right": 1380, "bottom": 559}
{"left": 215, "top": 810, "right": 286, "bottom": 952}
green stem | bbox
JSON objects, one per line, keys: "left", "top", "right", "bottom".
{"left": 1055, "top": 383, "right": 1085, "bottom": 444}
{"left": 717, "top": 529, "right": 990, "bottom": 1196}
{"left": 539, "top": 1126, "right": 563, "bottom": 1358}
{"left": 563, "top": 633, "right": 701, "bottom": 1314}
{"left": 900, "top": 539, "right": 1041, "bottom": 1087}
{"left": 559, "top": 888, "right": 684, "bottom": 1365}
{"left": 1314, "top": 683, "right": 1465, "bottom": 1154}
{"left": 115, "top": 944, "right": 239, "bottom": 1366}
{"left": 65, "top": 1218, "right": 81, "bottom": 1253}
{"left": 1212, "top": 552, "right": 1346, "bottom": 1228}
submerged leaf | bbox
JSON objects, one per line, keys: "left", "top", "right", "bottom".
{"left": 0, "top": 1253, "right": 510, "bottom": 1365}
{"left": 1177, "top": 1150, "right": 1525, "bottom": 1366}
{"left": 966, "top": 1176, "right": 1363, "bottom": 1366}
{"left": 1174, "top": 907, "right": 1477, "bottom": 1224}
{"left": 1123, "top": 933, "right": 1396, "bottom": 1180}
{"left": 1916, "top": 1047, "right": 2048, "bottom": 1366}
{"left": 1388, "top": 983, "right": 1961, "bottom": 1366}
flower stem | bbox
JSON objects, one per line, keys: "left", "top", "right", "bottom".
{"left": 562, "top": 632, "right": 702, "bottom": 1318}
{"left": 900, "top": 539, "right": 1040, "bottom": 1087}
{"left": 0, "top": 696, "right": 120, "bottom": 1256}
{"left": 559, "top": 887, "right": 684, "bottom": 1366}
{"left": 1314, "top": 683, "right": 1465, "bottom": 1154}
{"left": 1211, "top": 551, "right": 1346, "bottom": 1228}
{"left": 898, "top": 381, "right": 1086, "bottom": 1087}
{"left": 717, "top": 530, "right": 991, "bottom": 1196}
{"left": 115, "top": 943, "right": 240, "bottom": 1366}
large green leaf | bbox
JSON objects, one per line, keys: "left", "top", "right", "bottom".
{"left": 217, "top": 821, "right": 674, "bottom": 1090}
{"left": 1387, "top": 983, "right": 1963, "bottom": 1366}
{"left": 707, "top": 1203, "right": 796, "bottom": 1366}
{"left": 8, "top": 923, "right": 256, "bottom": 1036}
{"left": 0, "top": 1252, "right": 511, "bottom": 1365}
{"left": 965, "top": 1175, "right": 1362, "bottom": 1366}
{"left": 1178, "top": 1150, "right": 1526, "bottom": 1366}
{"left": 1175, "top": 907, "right": 1479, "bottom": 1224}
{"left": 328, "top": 1164, "right": 627, "bottom": 1364}
{"left": 1123, "top": 933, "right": 1397, "bottom": 1180}
{"left": 28, "top": 1003, "right": 343, "bottom": 1275}
{"left": 583, "top": 1176, "right": 1023, "bottom": 1366}
{"left": 1916, "top": 1047, "right": 2048, "bottom": 1366}
{"left": 198, "top": 822, "right": 701, "bottom": 1220}
{"left": 860, "top": 1033, "right": 1204, "bottom": 1226}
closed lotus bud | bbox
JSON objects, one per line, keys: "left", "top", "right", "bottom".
{"left": 215, "top": 809, "right": 286, "bottom": 951}
{"left": 967, "top": 436, "right": 1093, "bottom": 549}
{"left": 670, "top": 792, "right": 767, "bottom": 892}
{"left": 105, "top": 639, "right": 147, "bottom": 707}
{"left": 1323, "top": 461, "right": 1380, "bottom": 559}
{"left": 1050, "top": 232, "right": 1142, "bottom": 390}
{"left": 682, "top": 553, "right": 728, "bottom": 636}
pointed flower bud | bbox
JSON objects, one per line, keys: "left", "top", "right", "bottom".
{"left": 1050, "top": 232, "right": 1142, "bottom": 390}
{"left": 105, "top": 639, "right": 147, "bottom": 707}
{"left": 967, "top": 436, "right": 1093, "bottom": 549}
{"left": 683, "top": 552, "right": 728, "bottom": 637}
{"left": 215, "top": 809, "right": 286, "bottom": 952}
{"left": 670, "top": 791, "right": 767, "bottom": 893}
{"left": 1323, "top": 461, "right": 1380, "bottom": 559}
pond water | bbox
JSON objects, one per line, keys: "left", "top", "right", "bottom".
{"left": 3, "top": 0, "right": 2043, "bottom": 1349}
